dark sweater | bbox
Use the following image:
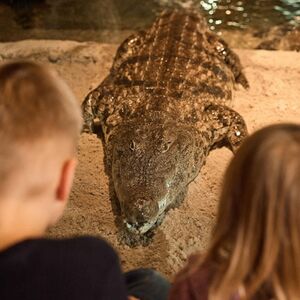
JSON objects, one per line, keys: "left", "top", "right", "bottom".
{"left": 0, "top": 236, "right": 127, "bottom": 300}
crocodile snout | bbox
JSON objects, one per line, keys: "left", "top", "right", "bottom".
{"left": 124, "top": 197, "right": 159, "bottom": 227}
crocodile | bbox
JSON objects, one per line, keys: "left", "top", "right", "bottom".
{"left": 82, "top": 10, "right": 249, "bottom": 239}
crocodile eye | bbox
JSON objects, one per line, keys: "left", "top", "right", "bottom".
{"left": 129, "top": 140, "right": 136, "bottom": 151}
{"left": 161, "top": 141, "right": 172, "bottom": 153}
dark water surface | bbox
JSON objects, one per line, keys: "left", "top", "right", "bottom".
{"left": 0, "top": 0, "right": 299, "bottom": 46}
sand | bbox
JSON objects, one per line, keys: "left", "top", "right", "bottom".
{"left": 0, "top": 40, "right": 299, "bottom": 278}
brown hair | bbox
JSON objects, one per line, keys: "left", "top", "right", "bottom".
{"left": 0, "top": 61, "right": 82, "bottom": 192}
{"left": 200, "top": 124, "right": 300, "bottom": 300}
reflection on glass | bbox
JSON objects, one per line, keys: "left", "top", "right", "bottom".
{"left": 0, "top": 0, "right": 299, "bottom": 42}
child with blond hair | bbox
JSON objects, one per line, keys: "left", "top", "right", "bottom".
{"left": 0, "top": 61, "right": 169, "bottom": 300}
{"left": 170, "top": 123, "right": 300, "bottom": 300}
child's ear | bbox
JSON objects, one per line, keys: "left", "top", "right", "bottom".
{"left": 56, "top": 158, "right": 77, "bottom": 202}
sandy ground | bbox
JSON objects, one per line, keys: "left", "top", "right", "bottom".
{"left": 0, "top": 40, "right": 299, "bottom": 278}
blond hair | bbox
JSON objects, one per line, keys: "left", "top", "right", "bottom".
{"left": 0, "top": 61, "right": 82, "bottom": 194}
{"left": 199, "top": 124, "right": 300, "bottom": 300}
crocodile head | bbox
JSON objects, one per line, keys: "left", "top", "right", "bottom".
{"left": 107, "top": 119, "right": 204, "bottom": 235}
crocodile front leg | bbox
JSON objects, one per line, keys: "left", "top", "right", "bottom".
{"left": 204, "top": 103, "right": 248, "bottom": 152}
{"left": 81, "top": 75, "right": 114, "bottom": 134}
{"left": 81, "top": 87, "right": 99, "bottom": 133}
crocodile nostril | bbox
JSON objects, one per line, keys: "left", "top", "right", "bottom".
{"left": 124, "top": 198, "right": 159, "bottom": 225}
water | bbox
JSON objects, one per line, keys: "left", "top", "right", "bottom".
{"left": 0, "top": 0, "right": 299, "bottom": 47}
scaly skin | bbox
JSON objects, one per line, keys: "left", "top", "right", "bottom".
{"left": 82, "top": 10, "right": 249, "bottom": 240}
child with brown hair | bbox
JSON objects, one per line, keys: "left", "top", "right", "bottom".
{"left": 0, "top": 61, "right": 170, "bottom": 300}
{"left": 169, "top": 123, "right": 300, "bottom": 300}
